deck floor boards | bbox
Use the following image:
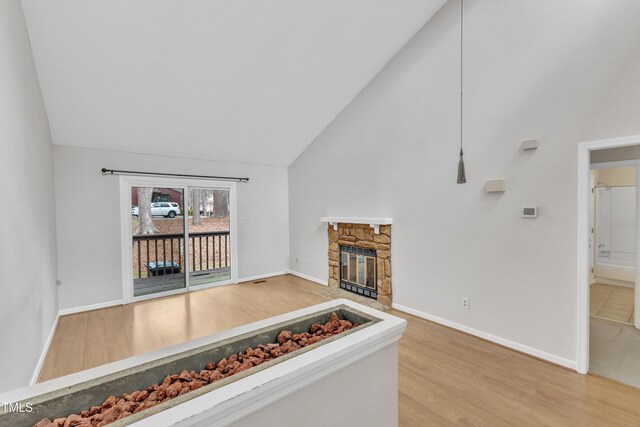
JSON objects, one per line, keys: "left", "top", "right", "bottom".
{"left": 133, "top": 267, "right": 231, "bottom": 296}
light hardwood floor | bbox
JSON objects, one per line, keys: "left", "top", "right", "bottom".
{"left": 590, "top": 283, "right": 635, "bottom": 324}
{"left": 41, "top": 275, "right": 640, "bottom": 426}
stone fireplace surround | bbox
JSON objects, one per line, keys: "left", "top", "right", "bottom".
{"left": 326, "top": 222, "right": 392, "bottom": 306}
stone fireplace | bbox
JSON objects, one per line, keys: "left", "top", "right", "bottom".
{"left": 326, "top": 221, "right": 391, "bottom": 306}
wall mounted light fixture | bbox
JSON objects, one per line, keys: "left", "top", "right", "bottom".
{"left": 485, "top": 179, "right": 507, "bottom": 193}
{"left": 521, "top": 139, "right": 538, "bottom": 150}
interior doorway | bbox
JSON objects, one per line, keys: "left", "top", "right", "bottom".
{"left": 120, "top": 176, "right": 237, "bottom": 303}
{"left": 590, "top": 165, "right": 636, "bottom": 325}
{"left": 585, "top": 150, "right": 640, "bottom": 387}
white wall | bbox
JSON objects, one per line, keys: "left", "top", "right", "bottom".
{"left": 592, "top": 166, "right": 636, "bottom": 187}
{"left": 587, "top": 47, "right": 640, "bottom": 141}
{"left": 289, "top": 0, "right": 640, "bottom": 365}
{"left": 0, "top": 0, "right": 58, "bottom": 392}
{"left": 54, "top": 145, "right": 289, "bottom": 310}
{"left": 233, "top": 344, "right": 397, "bottom": 427}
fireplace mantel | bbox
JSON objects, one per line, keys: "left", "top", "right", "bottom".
{"left": 320, "top": 217, "right": 393, "bottom": 234}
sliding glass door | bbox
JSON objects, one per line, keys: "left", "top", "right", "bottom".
{"left": 131, "top": 186, "right": 186, "bottom": 297}
{"left": 186, "top": 187, "right": 232, "bottom": 287}
{"left": 122, "top": 177, "right": 235, "bottom": 302}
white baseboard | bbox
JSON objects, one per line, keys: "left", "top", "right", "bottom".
{"left": 60, "top": 271, "right": 290, "bottom": 315}
{"left": 392, "top": 303, "right": 577, "bottom": 371}
{"left": 238, "top": 271, "right": 288, "bottom": 283}
{"left": 285, "top": 270, "right": 328, "bottom": 286}
{"left": 58, "top": 299, "right": 124, "bottom": 316}
{"left": 30, "top": 314, "right": 59, "bottom": 385}
{"left": 594, "top": 276, "right": 635, "bottom": 288}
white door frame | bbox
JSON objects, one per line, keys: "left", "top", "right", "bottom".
{"left": 588, "top": 174, "right": 595, "bottom": 285}
{"left": 119, "top": 175, "right": 238, "bottom": 304}
{"left": 577, "top": 134, "right": 640, "bottom": 374}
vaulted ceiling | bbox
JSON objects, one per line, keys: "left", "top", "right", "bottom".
{"left": 22, "top": 0, "right": 446, "bottom": 166}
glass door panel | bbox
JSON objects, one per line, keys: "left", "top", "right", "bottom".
{"left": 341, "top": 252, "right": 349, "bottom": 283}
{"left": 131, "top": 187, "right": 186, "bottom": 297}
{"left": 349, "top": 253, "right": 357, "bottom": 283}
{"left": 187, "top": 188, "right": 231, "bottom": 286}
{"left": 365, "top": 257, "right": 376, "bottom": 289}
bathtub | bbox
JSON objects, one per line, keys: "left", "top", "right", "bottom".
{"left": 595, "top": 251, "right": 636, "bottom": 284}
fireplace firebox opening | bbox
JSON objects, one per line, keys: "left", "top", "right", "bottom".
{"left": 340, "top": 246, "right": 377, "bottom": 299}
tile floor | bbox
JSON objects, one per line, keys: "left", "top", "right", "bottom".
{"left": 590, "top": 317, "right": 640, "bottom": 388}
{"left": 590, "top": 283, "right": 634, "bottom": 325}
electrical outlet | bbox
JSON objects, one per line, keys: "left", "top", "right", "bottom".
{"left": 295, "top": 257, "right": 299, "bottom": 264}
{"left": 461, "top": 297, "right": 470, "bottom": 310}
{"left": 306, "top": 259, "right": 310, "bottom": 266}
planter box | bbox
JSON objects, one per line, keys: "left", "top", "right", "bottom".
{"left": 0, "top": 299, "right": 406, "bottom": 427}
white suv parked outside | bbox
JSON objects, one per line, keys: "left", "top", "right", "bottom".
{"left": 131, "top": 202, "right": 181, "bottom": 218}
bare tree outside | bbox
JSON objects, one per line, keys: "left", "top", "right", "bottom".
{"left": 191, "top": 189, "right": 202, "bottom": 226}
{"left": 213, "top": 190, "right": 229, "bottom": 218}
{"left": 200, "top": 190, "right": 208, "bottom": 218}
{"left": 135, "top": 187, "right": 158, "bottom": 235}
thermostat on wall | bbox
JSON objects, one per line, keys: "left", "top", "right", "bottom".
{"left": 522, "top": 206, "right": 537, "bottom": 218}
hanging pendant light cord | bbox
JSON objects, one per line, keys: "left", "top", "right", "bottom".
{"left": 456, "top": 0, "right": 467, "bottom": 184}
{"left": 460, "top": 0, "right": 463, "bottom": 155}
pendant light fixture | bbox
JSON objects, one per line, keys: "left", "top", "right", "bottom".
{"left": 456, "top": 0, "right": 467, "bottom": 184}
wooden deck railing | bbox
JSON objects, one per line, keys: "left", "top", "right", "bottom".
{"left": 132, "top": 231, "right": 230, "bottom": 278}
